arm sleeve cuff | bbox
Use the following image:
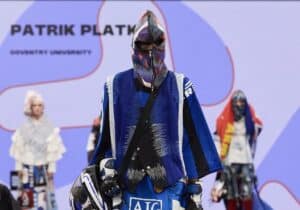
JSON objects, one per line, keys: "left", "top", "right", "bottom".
{"left": 15, "top": 161, "right": 22, "bottom": 171}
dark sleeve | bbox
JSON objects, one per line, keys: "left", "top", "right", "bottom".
{"left": 182, "top": 78, "right": 222, "bottom": 178}
{"left": 90, "top": 84, "right": 112, "bottom": 165}
{"left": 87, "top": 123, "right": 101, "bottom": 163}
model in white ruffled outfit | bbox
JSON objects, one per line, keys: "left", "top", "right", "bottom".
{"left": 10, "top": 91, "right": 66, "bottom": 210}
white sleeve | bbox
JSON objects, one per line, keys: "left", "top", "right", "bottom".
{"left": 15, "top": 161, "right": 22, "bottom": 171}
{"left": 214, "top": 134, "right": 221, "bottom": 156}
{"left": 10, "top": 130, "right": 25, "bottom": 164}
{"left": 86, "top": 133, "right": 96, "bottom": 152}
{"left": 47, "top": 128, "right": 66, "bottom": 163}
{"left": 48, "top": 162, "right": 56, "bottom": 173}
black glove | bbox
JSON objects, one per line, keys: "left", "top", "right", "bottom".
{"left": 186, "top": 199, "right": 203, "bottom": 210}
{"left": 186, "top": 182, "right": 203, "bottom": 210}
{"left": 100, "top": 176, "right": 121, "bottom": 197}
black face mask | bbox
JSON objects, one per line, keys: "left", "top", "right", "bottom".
{"left": 232, "top": 101, "right": 246, "bottom": 121}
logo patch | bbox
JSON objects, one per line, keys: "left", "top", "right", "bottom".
{"left": 185, "top": 87, "right": 193, "bottom": 98}
{"left": 129, "top": 197, "right": 162, "bottom": 210}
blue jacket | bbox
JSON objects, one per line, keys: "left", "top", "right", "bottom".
{"left": 91, "top": 69, "right": 221, "bottom": 187}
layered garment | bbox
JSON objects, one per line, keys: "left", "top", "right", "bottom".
{"left": 10, "top": 117, "right": 66, "bottom": 210}
{"left": 91, "top": 69, "right": 222, "bottom": 209}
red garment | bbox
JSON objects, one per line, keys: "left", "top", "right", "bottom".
{"left": 226, "top": 199, "right": 252, "bottom": 210}
{"left": 216, "top": 98, "right": 262, "bottom": 159}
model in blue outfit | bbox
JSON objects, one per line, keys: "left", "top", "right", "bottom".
{"left": 71, "top": 10, "right": 222, "bottom": 210}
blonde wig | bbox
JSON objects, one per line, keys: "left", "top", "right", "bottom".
{"left": 23, "top": 90, "right": 44, "bottom": 116}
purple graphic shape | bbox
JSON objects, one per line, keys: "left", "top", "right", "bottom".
{"left": 55, "top": 127, "right": 90, "bottom": 187}
{"left": 156, "top": 1, "right": 233, "bottom": 105}
{"left": 0, "top": 129, "right": 15, "bottom": 184}
{"left": 257, "top": 108, "right": 300, "bottom": 200}
{"left": 0, "top": 1, "right": 102, "bottom": 92}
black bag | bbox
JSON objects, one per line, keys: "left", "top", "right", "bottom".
{"left": 118, "top": 88, "right": 159, "bottom": 180}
